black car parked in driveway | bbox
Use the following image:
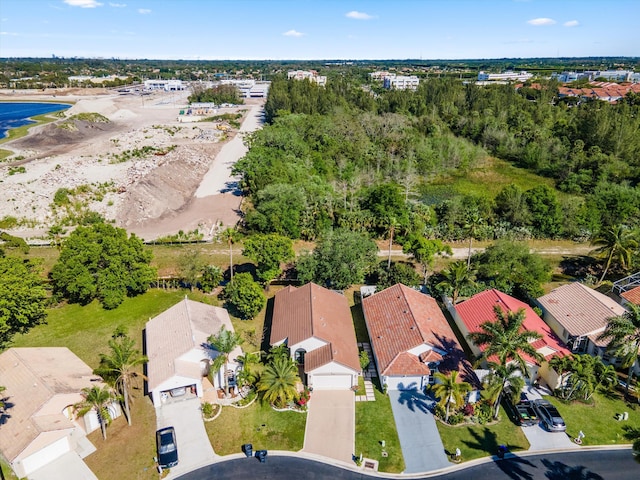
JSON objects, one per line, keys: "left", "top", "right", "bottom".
{"left": 505, "top": 392, "right": 539, "bottom": 426}
{"left": 157, "top": 426, "right": 179, "bottom": 468}
{"left": 532, "top": 399, "right": 566, "bottom": 432}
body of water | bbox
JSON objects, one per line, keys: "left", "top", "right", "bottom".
{"left": 0, "top": 102, "right": 71, "bottom": 138}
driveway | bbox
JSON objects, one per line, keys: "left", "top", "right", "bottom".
{"left": 303, "top": 390, "right": 354, "bottom": 464}
{"left": 388, "top": 390, "right": 450, "bottom": 473}
{"left": 28, "top": 451, "right": 98, "bottom": 480}
{"left": 156, "top": 397, "right": 215, "bottom": 478}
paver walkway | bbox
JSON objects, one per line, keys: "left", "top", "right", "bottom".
{"left": 388, "top": 390, "right": 450, "bottom": 474}
{"left": 303, "top": 390, "right": 355, "bottom": 464}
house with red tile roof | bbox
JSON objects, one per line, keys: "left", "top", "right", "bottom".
{"left": 536, "top": 282, "right": 627, "bottom": 363}
{"left": 621, "top": 286, "right": 640, "bottom": 307}
{"left": 362, "top": 284, "right": 477, "bottom": 391}
{"left": 270, "top": 283, "right": 360, "bottom": 390}
{"left": 613, "top": 271, "right": 640, "bottom": 308}
{"left": 450, "top": 289, "right": 570, "bottom": 389}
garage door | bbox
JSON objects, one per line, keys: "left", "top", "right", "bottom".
{"left": 21, "top": 435, "right": 70, "bottom": 476}
{"left": 385, "top": 376, "right": 423, "bottom": 391}
{"left": 311, "top": 374, "right": 352, "bottom": 390}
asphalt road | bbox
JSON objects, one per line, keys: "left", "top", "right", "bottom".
{"left": 177, "top": 449, "right": 638, "bottom": 480}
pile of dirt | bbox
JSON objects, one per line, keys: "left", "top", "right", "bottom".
{"left": 10, "top": 119, "right": 117, "bottom": 150}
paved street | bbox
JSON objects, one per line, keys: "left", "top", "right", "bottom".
{"left": 388, "top": 390, "right": 450, "bottom": 473}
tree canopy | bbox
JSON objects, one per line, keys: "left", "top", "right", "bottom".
{"left": 224, "top": 272, "right": 266, "bottom": 319}
{"left": 242, "top": 234, "right": 294, "bottom": 283}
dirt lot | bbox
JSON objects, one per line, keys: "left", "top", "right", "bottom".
{"left": 0, "top": 88, "right": 264, "bottom": 241}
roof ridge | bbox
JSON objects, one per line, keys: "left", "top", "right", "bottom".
{"left": 398, "top": 284, "right": 427, "bottom": 343}
{"left": 308, "top": 283, "right": 315, "bottom": 337}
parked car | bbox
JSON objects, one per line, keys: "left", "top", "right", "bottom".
{"left": 505, "top": 392, "right": 538, "bottom": 426}
{"left": 170, "top": 386, "right": 187, "bottom": 397}
{"left": 156, "top": 427, "right": 178, "bottom": 468}
{"left": 533, "top": 399, "right": 566, "bottom": 432}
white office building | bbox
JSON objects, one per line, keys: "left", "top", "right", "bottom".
{"left": 287, "top": 70, "right": 327, "bottom": 87}
{"left": 477, "top": 71, "right": 533, "bottom": 82}
{"left": 144, "top": 79, "right": 185, "bottom": 91}
{"left": 383, "top": 75, "right": 420, "bottom": 91}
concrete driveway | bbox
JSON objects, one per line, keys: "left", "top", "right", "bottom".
{"left": 521, "top": 422, "right": 580, "bottom": 451}
{"left": 303, "top": 390, "right": 354, "bottom": 464}
{"left": 388, "top": 390, "right": 450, "bottom": 473}
{"left": 156, "top": 397, "right": 215, "bottom": 478}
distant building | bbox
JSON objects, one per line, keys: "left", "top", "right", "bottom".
{"left": 551, "top": 71, "right": 592, "bottom": 83}
{"left": 383, "top": 75, "right": 420, "bottom": 91}
{"left": 220, "top": 79, "right": 270, "bottom": 98}
{"left": 287, "top": 70, "right": 327, "bottom": 87}
{"left": 369, "top": 71, "right": 395, "bottom": 81}
{"left": 477, "top": 71, "right": 533, "bottom": 82}
{"left": 143, "top": 79, "right": 185, "bottom": 91}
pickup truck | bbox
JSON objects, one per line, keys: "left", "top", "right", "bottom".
{"left": 505, "top": 392, "right": 539, "bottom": 427}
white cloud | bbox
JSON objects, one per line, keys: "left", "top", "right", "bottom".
{"left": 0, "top": 31, "right": 19, "bottom": 36}
{"left": 564, "top": 20, "right": 579, "bottom": 27}
{"left": 527, "top": 18, "right": 556, "bottom": 26}
{"left": 283, "top": 29, "right": 304, "bottom": 37}
{"left": 346, "top": 10, "right": 374, "bottom": 20}
{"left": 138, "top": 8, "right": 151, "bottom": 14}
{"left": 109, "top": 2, "right": 126, "bottom": 7}
{"left": 64, "top": 0, "right": 103, "bottom": 8}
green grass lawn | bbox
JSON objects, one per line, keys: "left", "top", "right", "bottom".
{"left": 436, "top": 406, "right": 530, "bottom": 462}
{"left": 546, "top": 391, "right": 640, "bottom": 446}
{"left": 355, "top": 383, "right": 405, "bottom": 473}
{"left": 204, "top": 401, "right": 307, "bottom": 455}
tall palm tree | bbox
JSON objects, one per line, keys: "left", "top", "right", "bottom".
{"left": 431, "top": 371, "right": 472, "bottom": 423}
{"left": 208, "top": 326, "right": 244, "bottom": 396}
{"left": 220, "top": 227, "right": 239, "bottom": 281}
{"left": 551, "top": 354, "right": 616, "bottom": 401}
{"left": 591, "top": 225, "right": 639, "bottom": 284}
{"left": 257, "top": 355, "right": 300, "bottom": 407}
{"left": 598, "top": 303, "right": 640, "bottom": 398}
{"left": 464, "top": 211, "right": 484, "bottom": 268}
{"left": 437, "top": 261, "right": 477, "bottom": 304}
{"left": 468, "top": 305, "right": 544, "bottom": 376}
{"left": 95, "top": 333, "right": 148, "bottom": 426}
{"left": 236, "top": 351, "right": 262, "bottom": 389}
{"left": 483, "top": 362, "right": 525, "bottom": 419}
{"left": 74, "top": 385, "right": 116, "bottom": 440}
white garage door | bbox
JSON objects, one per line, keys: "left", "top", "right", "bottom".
{"left": 21, "top": 435, "right": 70, "bottom": 476}
{"left": 385, "top": 376, "right": 423, "bottom": 391}
{"left": 311, "top": 374, "right": 352, "bottom": 390}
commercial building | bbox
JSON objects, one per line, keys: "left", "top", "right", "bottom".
{"left": 287, "top": 70, "right": 327, "bottom": 87}
{"left": 143, "top": 79, "right": 185, "bottom": 91}
{"left": 477, "top": 71, "right": 533, "bottom": 82}
{"left": 383, "top": 75, "right": 420, "bottom": 91}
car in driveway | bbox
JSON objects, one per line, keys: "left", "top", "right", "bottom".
{"left": 532, "top": 399, "right": 566, "bottom": 432}
{"left": 157, "top": 426, "right": 179, "bottom": 468}
{"left": 505, "top": 392, "right": 538, "bottom": 426}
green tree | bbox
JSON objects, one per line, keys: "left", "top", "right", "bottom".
{"left": 236, "top": 351, "right": 262, "bottom": 388}
{"left": 0, "top": 385, "right": 5, "bottom": 411}
{"left": 208, "top": 326, "right": 244, "bottom": 396}
{"left": 591, "top": 225, "right": 639, "bottom": 284}
{"left": 437, "top": 260, "right": 477, "bottom": 304}
{"left": 297, "top": 228, "right": 377, "bottom": 289}
{"left": 95, "top": 331, "right": 147, "bottom": 426}
{"left": 403, "top": 235, "right": 452, "bottom": 285}
{"left": 177, "top": 249, "right": 205, "bottom": 291}
{"left": 431, "top": 371, "right": 472, "bottom": 423}
{"left": 224, "top": 272, "right": 266, "bottom": 319}
{"left": 74, "top": 385, "right": 117, "bottom": 440}
{"left": 550, "top": 354, "right": 616, "bottom": 401}
{"left": 200, "top": 265, "right": 223, "bottom": 293}
{"left": 467, "top": 305, "right": 544, "bottom": 376}
{"left": 242, "top": 234, "right": 294, "bottom": 283}
{"left": 598, "top": 304, "right": 640, "bottom": 399}
{"left": 464, "top": 211, "right": 485, "bottom": 268}
{"left": 524, "top": 185, "right": 564, "bottom": 238}
{"left": 0, "top": 256, "right": 47, "bottom": 347}
{"left": 483, "top": 362, "right": 525, "bottom": 419}
{"left": 375, "top": 261, "right": 422, "bottom": 290}
{"left": 494, "top": 184, "right": 530, "bottom": 227}
{"left": 257, "top": 355, "right": 301, "bottom": 407}
{"left": 50, "top": 223, "right": 156, "bottom": 309}
{"left": 220, "top": 227, "right": 239, "bottom": 281}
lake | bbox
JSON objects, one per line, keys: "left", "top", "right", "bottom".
{"left": 0, "top": 102, "right": 71, "bottom": 138}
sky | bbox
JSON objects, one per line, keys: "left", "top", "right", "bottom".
{"left": 0, "top": 0, "right": 639, "bottom": 60}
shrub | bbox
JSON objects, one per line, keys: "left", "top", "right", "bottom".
{"left": 448, "top": 412, "right": 465, "bottom": 425}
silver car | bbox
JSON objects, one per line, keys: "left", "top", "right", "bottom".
{"left": 532, "top": 399, "right": 566, "bottom": 432}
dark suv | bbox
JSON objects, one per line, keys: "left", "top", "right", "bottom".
{"left": 156, "top": 426, "right": 178, "bottom": 468}
{"left": 532, "top": 399, "right": 566, "bottom": 432}
{"left": 504, "top": 392, "right": 538, "bottom": 427}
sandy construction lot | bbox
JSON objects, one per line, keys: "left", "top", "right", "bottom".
{"left": 0, "top": 88, "right": 264, "bottom": 241}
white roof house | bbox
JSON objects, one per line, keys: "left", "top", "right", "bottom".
{"left": 145, "top": 298, "right": 242, "bottom": 407}
{"left": 0, "top": 348, "right": 119, "bottom": 479}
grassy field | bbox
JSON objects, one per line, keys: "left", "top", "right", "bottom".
{"left": 546, "top": 391, "right": 640, "bottom": 446}
{"left": 436, "top": 406, "right": 530, "bottom": 462}
{"left": 204, "top": 401, "right": 307, "bottom": 455}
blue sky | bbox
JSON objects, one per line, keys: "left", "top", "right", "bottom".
{"left": 1, "top": 0, "right": 638, "bottom": 60}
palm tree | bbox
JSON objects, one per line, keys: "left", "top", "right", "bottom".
{"left": 464, "top": 211, "right": 484, "bottom": 268}
{"left": 208, "top": 326, "right": 244, "bottom": 396}
{"left": 74, "top": 385, "right": 116, "bottom": 440}
{"left": 95, "top": 333, "right": 147, "bottom": 426}
{"left": 236, "top": 351, "right": 262, "bottom": 389}
{"left": 431, "top": 371, "right": 472, "bottom": 423}
{"left": 0, "top": 385, "right": 5, "bottom": 411}
{"left": 483, "top": 362, "right": 525, "bottom": 419}
{"left": 467, "top": 305, "right": 544, "bottom": 376}
{"left": 220, "top": 227, "right": 239, "bottom": 281}
{"left": 257, "top": 355, "right": 300, "bottom": 407}
{"left": 437, "top": 261, "right": 476, "bottom": 304}
{"left": 598, "top": 303, "right": 640, "bottom": 398}
{"left": 591, "top": 225, "right": 639, "bottom": 284}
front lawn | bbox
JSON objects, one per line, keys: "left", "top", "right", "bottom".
{"left": 204, "top": 401, "right": 307, "bottom": 455}
{"left": 546, "top": 391, "right": 640, "bottom": 446}
{"left": 436, "top": 406, "right": 530, "bottom": 462}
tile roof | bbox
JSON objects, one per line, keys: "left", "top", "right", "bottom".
{"left": 537, "top": 283, "right": 627, "bottom": 345}
{"left": 621, "top": 285, "right": 640, "bottom": 306}
{"left": 362, "top": 284, "right": 477, "bottom": 386}
{"left": 145, "top": 298, "right": 236, "bottom": 390}
{"left": 0, "top": 348, "right": 105, "bottom": 463}
{"left": 456, "top": 289, "right": 570, "bottom": 364}
{"left": 557, "top": 83, "right": 640, "bottom": 103}
{"left": 385, "top": 352, "right": 431, "bottom": 376}
{"left": 271, "top": 283, "right": 360, "bottom": 372}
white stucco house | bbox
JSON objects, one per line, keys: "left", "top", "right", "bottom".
{"left": 270, "top": 283, "right": 360, "bottom": 390}
{"left": 0, "top": 347, "right": 120, "bottom": 479}
{"left": 145, "top": 298, "right": 242, "bottom": 407}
